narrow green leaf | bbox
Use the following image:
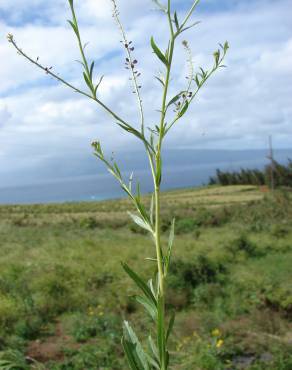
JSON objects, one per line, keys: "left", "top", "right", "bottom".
{"left": 135, "top": 295, "right": 157, "bottom": 320}
{"left": 174, "top": 12, "right": 180, "bottom": 31}
{"left": 151, "top": 37, "right": 168, "bottom": 67}
{"left": 122, "top": 263, "right": 157, "bottom": 306}
{"left": 123, "top": 321, "right": 150, "bottom": 370}
{"left": 144, "top": 353, "right": 160, "bottom": 369}
{"left": 95, "top": 75, "right": 104, "bottom": 92}
{"left": 148, "top": 335, "right": 160, "bottom": 363}
{"left": 148, "top": 278, "right": 156, "bottom": 299}
{"left": 155, "top": 76, "right": 165, "bottom": 86}
{"left": 166, "top": 311, "right": 175, "bottom": 342}
{"left": 149, "top": 193, "right": 154, "bottom": 225}
{"left": 122, "top": 336, "right": 140, "bottom": 370}
{"left": 67, "top": 20, "right": 78, "bottom": 37}
{"left": 128, "top": 212, "right": 152, "bottom": 233}
{"left": 165, "top": 218, "right": 175, "bottom": 274}
{"left": 89, "top": 61, "right": 95, "bottom": 79}
{"left": 213, "top": 49, "right": 220, "bottom": 66}
{"left": 83, "top": 72, "right": 93, "bottom": 91}
{"left": 166, "top": 92, "right": 183, "bottom": 108}
{"left": 195, "top": 74, "right": 200, "bottom": 88}
{"left": 178, "top": 100, "right": 189, "bottom": 118}
{"left": 199, "top": 67, "right": 207, "bottom": 78}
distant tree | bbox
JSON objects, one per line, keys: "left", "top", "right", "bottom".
{"left": 209, "top": 159, "right": 292, "bottom": 188}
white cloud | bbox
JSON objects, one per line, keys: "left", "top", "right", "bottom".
{"left": 0, "top": 0, "right": 292, "bottom": 186}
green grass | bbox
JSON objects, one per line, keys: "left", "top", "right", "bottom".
{"left": 0, "top": 185, "right": 292, "bottom": 369}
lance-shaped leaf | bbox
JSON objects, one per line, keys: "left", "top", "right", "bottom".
{"left": 144, "top": 353, "right": 160, "bottom": 370}
{"left": 83, "top": 72, "right": 93, "bottom": 92}
{"left": 174, "top": 11, "right": 180, "bottom": 31}
{"left": 89, "top": 61, "right": 95, "bottom": 79}
{"left": 122, "top": 336, "right": 141, "bottom": 370}
{"left": 148, "top": 335, "right": 160, "bottom": 364}
{"left": 122, "top": 263, "right": 157, "bottom": 306}
{"left": 165, "top": 218, "right": 175, "bottom": 274}
{"left": 67, "top": 20, "right": 78, "bottom": 37}
{"left": 178, "top": 100, "right": 189, "bottom": 118}
{"left": 148, "top": 278, "right": 157, "bottom": 299}
{"left": 149, "top": 193, "right": 154, "bottom": 225}
{"left": 155, "top": 76, "right": 165, "bottom": 86}
{"left": 135, "top": 295, "right": 157, "bottom": 320}
{"left": 166, "top": 92, "right": 183, "bottom": 109}
{"left": 94, "top": 75, "right": 104, "bottom": 97}
{"left": 151, "top": 37, "right": 168, "bottom": 67}
{"left": 213, "top": 49, "right": 220, "bottom": 66}
{"left": 166, "top": 311, "right": 176, "bottom": 342}
{"left": 123, "top": 321, "right": 150, "bottom": 370}
{"left": 128, "top": 212, "right": 152, "bottom": 233}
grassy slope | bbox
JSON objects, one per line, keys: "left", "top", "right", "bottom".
{"left": 0, "top": 185, "right": 291, "bottom": 369}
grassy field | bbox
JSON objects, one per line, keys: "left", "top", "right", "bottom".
{"left": 0, "top": 185, "right": 291, "bottom": 369}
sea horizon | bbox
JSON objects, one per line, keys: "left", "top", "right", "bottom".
{"left": 1, "top": 148, "right": 292, "bottom": 205}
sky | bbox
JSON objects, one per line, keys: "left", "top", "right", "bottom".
{"left": 0, "top": 0, "right": 292, "bottom": 187}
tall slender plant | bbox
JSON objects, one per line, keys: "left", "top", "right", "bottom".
{"left": 8, "top": 0, "right": 228, "bottom": 368}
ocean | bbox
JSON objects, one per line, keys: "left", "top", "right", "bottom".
{"left": 1, "top": 148, "right": 291, "bottom": 205}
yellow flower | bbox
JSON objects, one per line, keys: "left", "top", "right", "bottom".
{"left": 216, "top": 339, "right": 224, "bottom": 348}
{"left": 211, "top": 328, "right": 220, "bottom": 337}
{"left": 98, "top": 311, "right": 104, "bottom": 317}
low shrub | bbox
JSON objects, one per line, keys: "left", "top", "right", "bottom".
{"left": 263, "top": 285, "right": 292, "bottom": 317}
{"left": 71, "top": 313, "right": 120, "bottom": 343}
{"left": 175, "top": 218, "right": 198, "bottom": 234}
{"left": 79, "top": 217, "right": 99, "bottom": 229}
{"left": 227, "top": 234, "right": 261, "bottom": 258}
{"left": 271, "top": 224, "right": 289, "bottom": 238}
{"left": 168, "top": 255, "right": 227, "bottom": 291}
{"left": 14, "top": 316, "right": 44, "bottom": 340}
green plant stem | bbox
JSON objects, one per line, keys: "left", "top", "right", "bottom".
{"left": 153, "top": 3, "right": 177, "bottom": 368}
{"left": 180, "top": 0, "right": 200, "bottom": 31}
{"left": 70, "top": 4, "right": 90, "bottom": 76}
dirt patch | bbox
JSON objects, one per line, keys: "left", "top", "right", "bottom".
{"left": 26, "top": 321, "right": 79, "bottom": 363}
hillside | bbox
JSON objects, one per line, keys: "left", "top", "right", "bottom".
{"left": 0, "top": 185, "right": 291, "bottom": 369}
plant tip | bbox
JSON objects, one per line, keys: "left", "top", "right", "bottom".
{"left": 7, "top": 33, "right": 14, "bottom": 42}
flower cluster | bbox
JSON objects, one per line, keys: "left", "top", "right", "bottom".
{"left": 87, "top": 304, "right": 104, "bottom": 317}
{"left": 211, "top": 328, "right": 224, "bottom": 349}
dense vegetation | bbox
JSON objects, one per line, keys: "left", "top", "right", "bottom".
{"left": 0, "top": 185, "right": 292, "bottom": 369}
{"left": 209, "top": 160, "right": 292, "bottom": 188}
